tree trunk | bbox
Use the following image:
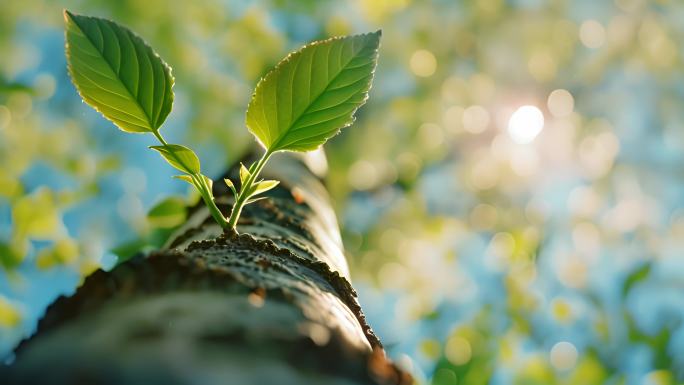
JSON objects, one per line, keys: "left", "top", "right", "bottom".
{"left": 3, "top": 152, "right": 412, "bottom": 385}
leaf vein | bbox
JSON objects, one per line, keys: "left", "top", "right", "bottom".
{"left": 270, "top": 39, "right": 375, "bottom": 149}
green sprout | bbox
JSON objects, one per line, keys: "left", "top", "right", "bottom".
{"left": 64, "top": 10, "right": 380, "bottom": 234}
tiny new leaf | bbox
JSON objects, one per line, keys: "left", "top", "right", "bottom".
{"left": 173, "top": 175, "right": 194, "bottom": 185}
{"left": 201, "top": 174, "right": 213, "bottom": 192}
{"left": 245, "top": 197, "right": 268, "bottom": 205}
{"left": 239, "top": 163, "right": 251, "bottom": 185}
{"left": 224, "top": 178, "right": 237, "bottom": 197}
{"left": 149, "top": 144, "right": 201, "bottom": 174}
{"left": 250, "top": 180, "right": 279, "bottom": 196}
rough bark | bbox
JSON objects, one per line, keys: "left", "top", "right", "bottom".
{"left": 3, "top": 152, "right": 412, "bottom": 385}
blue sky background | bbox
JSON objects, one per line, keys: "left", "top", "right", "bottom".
{"left": 2, "top": 1, "right": 684, "bottom": 384}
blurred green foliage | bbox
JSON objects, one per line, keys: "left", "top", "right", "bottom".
{"left": 2, "top": 1, "right": 684, "bottom": 384}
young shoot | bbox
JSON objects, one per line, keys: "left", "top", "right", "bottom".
{"left": 64, "top": 10, "right": 380, "bottom": 234}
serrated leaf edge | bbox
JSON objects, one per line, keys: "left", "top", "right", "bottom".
{"left": 246, "top": 30, "right": 381, "bottom": 152}
{"left": 63, "top": 10, "right": 175, "bottom": 133}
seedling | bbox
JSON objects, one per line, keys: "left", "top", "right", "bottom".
{"left": 64, "top": 10, "right": 380, "bottom": 234}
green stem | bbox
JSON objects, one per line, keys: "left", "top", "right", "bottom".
{"left": 196, "top": 173, "right": 229, "bottom": 228}
{"left": 152, "top": 131, "right": 228, "bottom": 228}
{"left": 226, "top": 149, "right": 273, "bottom": 232}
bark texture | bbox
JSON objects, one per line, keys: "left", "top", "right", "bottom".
{"left": 4, "top": 152, "right": 412, "bottom": 385}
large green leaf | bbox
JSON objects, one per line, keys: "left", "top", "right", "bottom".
{"left": 64, "top": 10, "right": 174, "bottom": 133}
{"left": 246, "top": 31, "right": 381, "bottom": 152}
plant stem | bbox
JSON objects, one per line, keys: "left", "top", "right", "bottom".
{"left": 195, "top": 173, "right": 229, "bottom": 229}
{"left": 152, "top": 131, "right": 229, "bottom": 229}
{"left": 226, "top": 149, "right": 273, "bottom": 232}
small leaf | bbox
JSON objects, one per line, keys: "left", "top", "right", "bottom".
{"left": 64, "top": 11, "right": 174, "bottom": 133}
{"left": 245, "top": 197, "right": 268, "bottom": 205}
{"left": 224, "top": 178, "right": 237, "bottom": 198}
{"left": 239, "top": 163, "right": 251, "bottom": 185}
{"left": 202, "top": 174, "right": 214, "bottom": 194}
{"left": 246, "top": 31, "right": 381, "bottom": 152}
{"left": 150, "top": 144, "right": 200, "bottom": 174}
{"left": 173, "top": 174, "right": 194, "bottom": 185}
{"left": 147, "top": 196, "right": 187, "bottom": 228}
{"left": 250, "top": 180, "right": 279, "bottom": 196}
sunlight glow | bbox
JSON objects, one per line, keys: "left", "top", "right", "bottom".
{"left": 463, "top": 105, "right": 490, "bottom": 133}
{"left": 550, "top": 341, "right": 578, "bottom": 370}
{"left": 579, "top": 20, "right": 606, "bottom": 49}
{"left": 410, "top": 49, "right": 437, "bottom": 77}
{"left": 508, "top": 105, "right": 544, "bottom": 144}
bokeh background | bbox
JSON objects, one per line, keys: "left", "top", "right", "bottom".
{"left": 2, "top": 0, "right": 684, "bottom": 384}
